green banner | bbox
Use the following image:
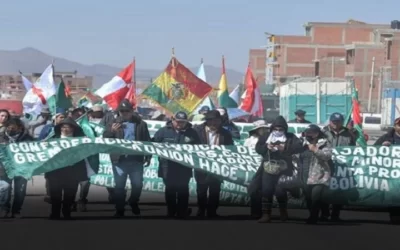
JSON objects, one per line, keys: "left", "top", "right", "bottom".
{"left": 1, "top": 136, "right": 400, "bottom": 207}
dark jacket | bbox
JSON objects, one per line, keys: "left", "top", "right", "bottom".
{"left": 288, "top": 119, "right": 312, "bottom": 124}
{"left": 322, "top": 125, "right": 356, "bottom": 147}
{"left": 219, "top": 107, "right": 241, "bottom": 140}
{"left": 102, "top": 112, "right": 151, "bottom": 163}
{"left": 375, "top": 128, "right": 397, "bottom": 146}
{"left": 44, "top": 118, "right": 90, "bottom": 182}
{"left": 193, "top": 122, "right": 234, "bottom": 184}
{"left": 0, "top": 126, "right": 34, "bottom": 178}
{"left": 153, "top": 121, "right": 201, "bottom": 180}
{"left": 248, "top": 116, "right": 304, "bottom": 195}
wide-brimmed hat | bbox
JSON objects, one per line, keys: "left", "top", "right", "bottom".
{"left": 249, "top": 120, "right": 269, "bottom": 132}
{"left": 205, "top": 110, "right": 221, "bottom": 120}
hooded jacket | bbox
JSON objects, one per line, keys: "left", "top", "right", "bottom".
{"left": 248, "top": 116, "right": 304, "bottom": 195}
{"left": 44, "top": 118, "right": 90, "bottom": 182}
{"left": 153, "top": 121, "right": 201, "bottom": 180}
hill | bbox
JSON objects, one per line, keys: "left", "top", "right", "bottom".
{"left": 0, "top": 47, "right": 244, "bottom": 89}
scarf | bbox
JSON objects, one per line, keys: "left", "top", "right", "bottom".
{"left": 266, "top": 131, "right": 287, "bottom": 152}
{"left": 5, "top": 131, "right": 21, "bottom": 143}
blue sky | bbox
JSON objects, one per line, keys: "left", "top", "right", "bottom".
{"left": 0, "top": 1, "right": 397, "bottom": 72}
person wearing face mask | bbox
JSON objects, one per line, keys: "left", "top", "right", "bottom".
{"left": 249, "top": 116, "right": 304, "bottom": 223}
{"left": 216, "top": 107, "right": 241, "bottom": 140}
{"left": 244, "top": 120, "right": 270, "bottom": 219}
{"left": 374, "top": 117, "right": 400, "bottom": 224}
{"left": 0, "top": 117, "right": 34, "bottom": 218}
{"left": 103, "top": 99, "right": 151, "bottom": 218}
{"left": 321, "top": 112, "right": 355, "bottom": 222}
{"left": 0, "top": 109, "right": 11, "bottom": 137}
{"left": 299, "top": 124, "right": 332, "bottom": 224}
{"left": 153, "top": 111, "right": 201, "bottom": 219}
{"left": 193, "top": 110, "right": 234, "bottom": 218}
{"left": 45, "top": 117, "right": 92, "bottom": 220}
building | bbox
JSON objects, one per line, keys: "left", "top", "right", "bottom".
{"left": 250, "top": 19, "right": 400, "bottom": 112}
{"left": 0, "top": 71, "right": 93, "bottom": 102}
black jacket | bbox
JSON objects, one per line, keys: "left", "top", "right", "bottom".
{"left": 375, "top": 128, "right": 396, "bottom": 146}
{"left": 45, "top": 117, "right": 92, "bottom": 182}
{"left": 322, "top": 125, "right": 356, "bottom": 147}
{"left": 103, "top": 113, "right": 151, "bottom": 163}
{"left": 153, "top": 121, "right": 201, "bottom": 180}
{"left": 193, "top": 123, "right": 234, "bottom": 184}
{"left": 248, "top": 116, "right": 304, "bottom": 195}
{"left": 288, "top": 119, "right": 312, "bottom": 124}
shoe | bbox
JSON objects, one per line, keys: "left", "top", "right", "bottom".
{"left": 131, "top": 204, "right": 140, "bottom": 216}
{"left": 11, "top": 213, "right": 22, "bottom": 219}
{"left": 330, "top": 216, "right": 343, "bottom": 222}
{"left": 49, "top": 214, "right": 61, "bottom": 220}
{"left": 279, "top": 208, "right": 288, "bottom": 222}
{"left": 78, "top": 203, "right": 87, "bottom": 212}
{"left": 0, "top": 209, "right": 9, "bottom": 218}
{"left": 114, "top": 211, "right": 124, "bottom": 218}
{"left": 207, "top": 212, "right": 220, "bottom": 219}
{"left": 251, "top": 213, "right": 261, "bottom": 220}
{"left": 44, "top": 196, "right": 51, "bottom": 204}
{"left": 196, "top": 209, "right": 205, "bottom": 218}
{"left": 71, "top": 203, "right": 77, "bottom": 212}
{"left": 306, "top": 217, "right": 318, "bottom": 225}
{"left": 319, "top": 216, "right": 330, "bottom": 222}
{"left": 258, "top": 214, "right": 272, "bottom": 223}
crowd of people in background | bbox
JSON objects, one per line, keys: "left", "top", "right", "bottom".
{"left": 0, "top": 103, "right": 399, "bottom": 224}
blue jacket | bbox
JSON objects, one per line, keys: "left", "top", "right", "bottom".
{"left": 38, "top": 124, "right": 54, "bottom": 141}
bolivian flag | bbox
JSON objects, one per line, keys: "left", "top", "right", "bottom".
{"left": 141, "top": 57, "right": 213, "bottom": 114}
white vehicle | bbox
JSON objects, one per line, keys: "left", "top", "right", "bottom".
{"left": 361, "top": 113, "right": 382, "bottom": 131}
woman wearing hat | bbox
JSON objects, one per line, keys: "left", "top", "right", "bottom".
{"left": 299, "top": 124, "right": 333, "bottom": 224}
{"left": 244, "top": 120, "right": 270, "bottom": 219}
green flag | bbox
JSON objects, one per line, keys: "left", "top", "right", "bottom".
{"left": 56, "top": 80, "right": 73, "bottom": 110}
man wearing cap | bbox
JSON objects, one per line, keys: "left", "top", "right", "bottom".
{"left": 321, "top": 112, "right": 355, "bottom": 221}
{"left": 38, "top": 108, "right": 66, "bottom": 141}
{"left": 288, "top": 110, "right": 311, "bottom": 124}
{"left": 193, "top": 110, "right": 234, "bottom": 218}
{"left": 103, "top": 99, "right": 151, "bottom": 217}
{"left": 28, "top": 107, "right": 52, "bottom": 139}
{"left": 191, "top": 106, "right": 210, "bottom": 122}
{"left": 153, "top": 111, "right": 201, "bottom": 219}
{"left": 375, "top": 117, "right": 400, "bottom": 224}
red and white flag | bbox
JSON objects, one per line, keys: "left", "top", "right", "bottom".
{"left": 239, "top": 66, "right": 264, "bottom": 117}
{"left": 95, "top": 62, "right": 133, "bottom": 110}
{"left": 124, "top": 59, "right": 136, "bottom": 108}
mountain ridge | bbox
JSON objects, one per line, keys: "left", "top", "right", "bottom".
{"left": 0, "top": 47, "right": 244, "bottom": 88}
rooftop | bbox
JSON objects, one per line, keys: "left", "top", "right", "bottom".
{"left": 304, "top": 19, "right": 390, "bottom": 29}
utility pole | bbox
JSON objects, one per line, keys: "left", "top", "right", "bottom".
{"left": 367, "top": 57, "right": 376, "bottom": 112}
{"left": 377, "top": 67, "right": 383, "bottom": 113}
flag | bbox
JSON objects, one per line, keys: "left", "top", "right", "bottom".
{"left": 229, "top": 84, "right": 240, "bottom": 105}
{"left": 350, "top": 84, "right": 367, "bottom": 147}
{"left": 141, "top": 57, "right": 213, "bottom": 114}
{"left": 124, "top": 58, "right": 136, "bottom": 108}
{"left": 55, "top": 79, "right": 73, "bottom": 110}
{"left": 22, "top": 64, "right": 56, "bottom": 116}
{"left": 193, "top": 59, "right": 215, "bottom": 113}
{"left": 197, "top": 59, "right": 207, "bottom": 82}
{"left": 95, "top": 63, "right": 133, "bottom": 110}
{"left": 217, "top": 56, "right": 238, "bottom": 108}
{"left": 19, "top": 72, "right": 33, "bottom": 91}
{"left": 77, "top": 91, "right": 99, "bottom": 108}
{"left": 239, "top": 66, "right": 264, "bottom": 117}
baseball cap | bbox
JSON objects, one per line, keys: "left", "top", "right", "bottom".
{"left": 199, "top": 106, "right": 210, "bottom": 112}
{"left": 330, "top": 112, "right": 344, "bottom": 122}
{"left": 295, "top": 109, "right": 306, "bottom": 116}
{"left": 174, "top": 111, "right": 188, "bottom": 121}
{"left": 304, "top": 124, "right": 321, "bottom": 134}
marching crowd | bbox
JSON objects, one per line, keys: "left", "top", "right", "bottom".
{"left": 0, "top": 102, "right": 400, "bottom": 224}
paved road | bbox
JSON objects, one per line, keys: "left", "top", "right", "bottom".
{"left": 1, "top": 176, "right": 399, "bottom": 250}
